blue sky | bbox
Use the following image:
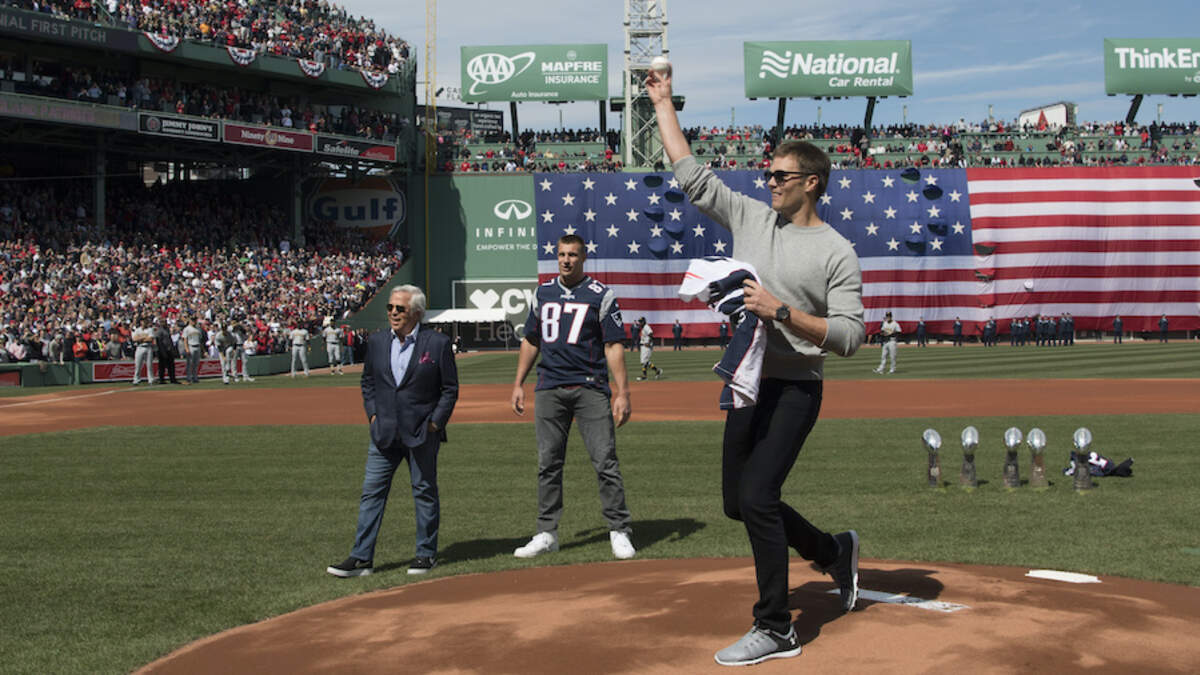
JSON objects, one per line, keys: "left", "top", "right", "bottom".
{"left": 357, "top": 0, "right": 1200, "bottom": 132}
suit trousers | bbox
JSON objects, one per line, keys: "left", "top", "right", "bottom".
{"left": 722, "top": 378, "right": 839, "bottom": 634}
{"left": 350, "top": 436, "right": 440, "bottom": 561}
{"left": 534, "top": 386, "right": 632, "bottom": 535}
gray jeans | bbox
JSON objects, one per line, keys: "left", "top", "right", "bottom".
{"left": 186, "top": 347, "right": 202, "bottom": 382}
{"left": 534, "top": 386, "right": 631, "bottom": 535}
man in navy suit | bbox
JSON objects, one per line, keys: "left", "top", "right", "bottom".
{"left": 327, "top": 284, "right": 458, "bottom": 578}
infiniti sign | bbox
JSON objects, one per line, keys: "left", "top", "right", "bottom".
{"left": 493, "top": 199, "right": 532, "bottom": 220}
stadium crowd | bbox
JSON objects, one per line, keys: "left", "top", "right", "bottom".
{"left": 0, "top": 0, "right": 410, "bottom": 75}
{"left": 438, "top": 119, "right": 1200, "bottom": 173}
{"left": 8, "top": 64, "right": 403, "bottom": 141}
{"left": 113, "top": 0, "right": 409, "bottom": 74}
{"left": 0, "top": 179, "right": 400, "bottom": 365}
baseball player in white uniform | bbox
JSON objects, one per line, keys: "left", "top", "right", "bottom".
{"left": 636, "top": 317, "right": 663, "bottom": 381}
{"left": 322, "top": 320, "right": 343, "bottom": 375}
{"left": 241, "top": 334, "right": 257, "bottom": 382}
{"left": 874, "top": 312, "right": 901, "bottom": 374}
{"left": 289, "top": 324, "right": 310, "bottom": 377}
{"left": 131, "top": 317, "right": 156, "bottom": 385}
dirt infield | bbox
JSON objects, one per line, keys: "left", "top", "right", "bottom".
{"left": 7, "top": 377, "right": 1198, "bottom": 672}
{"left": 138, "top": 559, "right": 1200, "bottom": 674}
{"left": 2, "top": 378, "right": 1197, "bottom": 436}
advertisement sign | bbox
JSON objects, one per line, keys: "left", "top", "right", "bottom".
{"left": 0, "top": 92, "right": 128, "bottom": 129}
{"left": 224, "top": 123, "right": 314, "bottom": 152}
{"left": 138, "top": 113, "right": 220, "bottom": 142}
{"left": 0, "top": 6, "right": 139, "bottom": 51}
{"left": 452, "top": 278, "right": 538, "bottom": 339}
{"left": 1104, "top": 38, "right": 1200, "bottom": 95}
{"left": 315, "top": 135, "right": 398, "bottom": 162}
{"left": 460, "top": 44, "right": 607, "bottom": 102}
{"left": 308, "top": 176, "right": 406, "bottom": 240}
{"left": 744, "top": 40, "right": 913, "bottom": 98}
{"left": 92, "top": 359, "right": 223, "bottom": 382}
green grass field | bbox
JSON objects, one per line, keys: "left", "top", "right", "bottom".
{"left": 1, "top": 341, "right": 1197, "bottom": 674}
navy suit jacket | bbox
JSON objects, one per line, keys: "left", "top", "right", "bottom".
{"left": 361, "top": 325, "right": 458, "bottom": 450}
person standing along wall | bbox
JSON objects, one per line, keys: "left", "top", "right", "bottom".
{"left": 290, "top": 323, "right": 311, "bottom": 377}
{"left": 874, "top": 312, "right": 900, "bottom": 374}
{"left": 131, "top": 316, "right": 156, "bottom": 386}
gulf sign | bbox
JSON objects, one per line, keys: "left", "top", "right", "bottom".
{"left": 308, "top": 176, "right": 406, "bottom": 240}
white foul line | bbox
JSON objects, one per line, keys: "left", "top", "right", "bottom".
{"left": 828, "top": 589, "right": 970, "bottom": 613}
{"left": 0, "top": 388, "right": 121, "bottom": 409}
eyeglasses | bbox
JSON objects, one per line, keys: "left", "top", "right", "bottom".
{"left": 386, "top": 304, "right": 408, "bottom": 314}
{"left": 763, "top": 169, "right": 811, "bottom": 184}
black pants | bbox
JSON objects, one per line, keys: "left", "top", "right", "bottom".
{"left": 156, "top": 353, "right": 179, "bottom": 383}
{"left": 722, "top": 378, "right": 838, "bottom": 633}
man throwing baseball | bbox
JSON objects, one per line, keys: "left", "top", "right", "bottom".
{"left": 510, "top": 234, "right": 636, "bottom": 561}
{"left": 649, "top": 63, "right": 866, "bottom": 666}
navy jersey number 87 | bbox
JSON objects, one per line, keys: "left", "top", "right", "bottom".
{"left": 525, "top": 275, "right": 625, "bottom": 393}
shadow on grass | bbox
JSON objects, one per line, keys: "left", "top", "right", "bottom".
{"left": 564, "top": 518, "right": 706, "bottom": 552}
{"left": 788, "top": 566, "right": 943, "bottom": 645}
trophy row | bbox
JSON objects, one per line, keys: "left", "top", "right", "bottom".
{"left": 921, "top": 426, "right": 1096, "bottom": 491}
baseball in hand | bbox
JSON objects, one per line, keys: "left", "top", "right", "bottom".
{"left": 650, "top": 56, "right": 671, "bottom": 73}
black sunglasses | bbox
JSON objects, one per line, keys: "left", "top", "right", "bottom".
{"left": 386, "top": 304, "right": 408, "bottom": 314}
{"left": 763, "top": 169, "right": 811, "bottom": 183}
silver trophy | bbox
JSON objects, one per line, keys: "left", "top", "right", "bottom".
{"left": 1002, "top": 427, "right": 1023, "bottom": 489}
{"left": 1072, "top": 427, "right": 1094, "bottom": 491}
{"left": 1027, "top": 428, "right": 1049, "bottom": 489}
{"left": 922, "top": 428, "right": 943, "bottom": 488}
{"left": 960, "top": 426, "right": 979, "bottom": 490}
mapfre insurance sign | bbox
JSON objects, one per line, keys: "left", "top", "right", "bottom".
{"left": 460, "top": 44, "right": 607, "bottom": 102}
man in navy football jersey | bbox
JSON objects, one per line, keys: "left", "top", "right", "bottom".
{"left": 510, "top": 234, "right": 636, "bottom": 560}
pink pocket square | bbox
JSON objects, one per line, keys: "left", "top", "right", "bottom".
{"left": 419, "top": 352, "right": 433, "bottom": 364}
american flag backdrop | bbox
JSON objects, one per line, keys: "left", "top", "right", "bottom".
{"left": 534, "top": 166, "right": 1200, "bottom": 338}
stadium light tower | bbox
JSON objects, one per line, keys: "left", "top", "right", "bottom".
{"left": 623, "top": 0, "right": 668, "bottom": 168}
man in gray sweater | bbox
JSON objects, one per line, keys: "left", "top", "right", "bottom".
{"left": 648, "top": 66, "right": 866, "bottom": 667}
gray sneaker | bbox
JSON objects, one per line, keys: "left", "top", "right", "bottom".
{"left": 822, "top": 530, "right": 859, "bottom": 612}
{"left": 714, "top": 625, "right": 802, "bottom": 666}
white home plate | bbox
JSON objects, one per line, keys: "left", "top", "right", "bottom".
{"left": 827, "top": 589, "right": 969, "bottom": 613}
{"left": 1026, "top": 569, "right": 1102, "bottom": 584}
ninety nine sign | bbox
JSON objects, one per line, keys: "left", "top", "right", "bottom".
{"left": 461, "top": 44, "right": 607, "bottom": 102}
{"left": 744, "top": 40, "right": 913, "bottom": 98}
{"left": 1104, "top": 38, "right": 1200, "bottom": 95}
{"left": 224, "top": 123, "right": 314, "bottom": 152}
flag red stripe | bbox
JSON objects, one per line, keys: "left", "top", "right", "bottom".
{"left": 968, "top": 190, "right": 1200, "bottom": 204}
{"left": 966, "top": 166, "right": 1200, "bottom": 180}
{"left": 865, "top": 289, "right": 1200, "bottom": 308}
{"left": 863, "top": 265, "right": 1200, "bottom": 283}
{"left": 971, "top": 214, "right": 1200, "bottom": 229}
{"left": 977, "top": 240, "right": 1200, "bottom": 254}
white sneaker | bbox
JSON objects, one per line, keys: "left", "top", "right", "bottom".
{"left": 873, "top": 368, "right": 883, "bottom": 374}
{"left": 514, "top": 532, "right": 558, "bottom": 558}
{"left": 610, "top": 531, "right": 636, "bottom": 559}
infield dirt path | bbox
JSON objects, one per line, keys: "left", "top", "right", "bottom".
{"left": 1, "top": 378, "right": 1197, "bottom": 436}
{"left": 6, "top": 377, "right": 1198, "bottom": 673}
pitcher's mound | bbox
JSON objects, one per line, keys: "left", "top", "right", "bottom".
{"left": 139, "top": 557, "right": 1200, "bottom": 673}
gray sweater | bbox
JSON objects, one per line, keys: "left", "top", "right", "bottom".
{"left": 673, "top": 155, "right": 865, "bottom": 380}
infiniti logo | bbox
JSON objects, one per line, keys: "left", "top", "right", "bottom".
{"left": 466, "top": 52, "right": 536, "bottom": 95}
{"left": 493, "top": 199, "right": 532, "bottom": 220}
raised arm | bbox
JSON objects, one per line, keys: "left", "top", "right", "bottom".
{"left": 645, "top": 68, "right": 691, "bottom": 165}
